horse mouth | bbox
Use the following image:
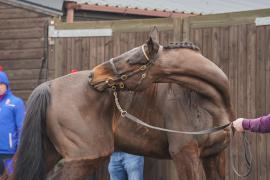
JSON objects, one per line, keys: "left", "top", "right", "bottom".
{"left": 89, "top": 80, "right": 108, "bottom": 91}
{"left": 89, "top": 71, "right": 110, "bottom": 91}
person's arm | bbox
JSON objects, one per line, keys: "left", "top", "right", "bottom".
{"left": 14, "top": 99, "right": 25, "bottom": 141}
{"left": 242, "top": 114, "right": 270, "bottom": 133}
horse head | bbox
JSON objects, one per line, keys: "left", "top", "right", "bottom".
{"left": 89, "top": 30, "right": 160, "bottom": 91}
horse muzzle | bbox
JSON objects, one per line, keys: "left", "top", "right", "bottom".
{"left": 88, "top": 72, "right": 107, "bottom": 91}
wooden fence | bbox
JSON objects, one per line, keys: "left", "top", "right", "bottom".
{"left": 186, "top": 10, "right": 270, "bottom": 180}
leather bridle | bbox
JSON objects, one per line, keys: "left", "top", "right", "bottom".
{"left": 105, "top": 44, "right": 155, "bottom": 91}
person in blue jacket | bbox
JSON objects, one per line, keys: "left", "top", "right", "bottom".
{"left": 0, "top": 67, "right": 25, "bottom": 175}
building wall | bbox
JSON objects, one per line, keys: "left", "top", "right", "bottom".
{"left": 0, "top": 2, "right": 51, "bottom": 100}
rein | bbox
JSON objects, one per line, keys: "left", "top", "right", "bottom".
{"left": 113, "top": 90, "right": 252, "bottom": 177}
{"left": 230, "top": 131, "right": 252, "bottom": 177}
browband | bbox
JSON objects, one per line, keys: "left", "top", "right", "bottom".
{"left": 142, "top": 44, "right": 150, "bottom": 61}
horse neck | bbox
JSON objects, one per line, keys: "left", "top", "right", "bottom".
{"left": 120, "top": 84, "right": 158, "bottom": 117}
{"left": 164, "top": 84, "right": 214, "bottom": 129}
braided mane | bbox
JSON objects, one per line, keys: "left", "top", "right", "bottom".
{"left": 163, "top": 42, "right": 200, "bottom": 52}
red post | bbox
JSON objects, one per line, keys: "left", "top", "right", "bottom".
{"left": 65, "top": 2, "right": 76, "bottom": 23}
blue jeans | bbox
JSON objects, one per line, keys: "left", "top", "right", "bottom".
{"left": 108, "top": 152, "right": 144, "bottom": 180}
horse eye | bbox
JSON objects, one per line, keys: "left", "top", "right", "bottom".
{"left": 88, "top": 72, "right": 93, "bottom": 81}
{"left": 127, "top": 58, "right": 136, "bottom": 65}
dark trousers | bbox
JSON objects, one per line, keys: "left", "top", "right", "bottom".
{"left": 0, "top": 154, "right": 13, "bottom": 175}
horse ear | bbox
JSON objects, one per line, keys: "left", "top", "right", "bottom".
{"left": 146, "top": 27, "right": 159, "bottom": 58}
{"left": 149, "top": 26, "right": 159, "bottom": 43}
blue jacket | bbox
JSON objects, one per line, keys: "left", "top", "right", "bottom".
{"left": 0, "top": 71, "right": 25, "bottom": 154}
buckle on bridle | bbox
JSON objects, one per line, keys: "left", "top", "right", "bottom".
{"left": 121, "top": 74, "right": 128, "bottom": 80}
{"left": 119, "top": 82, "right": 125, "bottom": 89}
{"left": 140, "top": 65, "right": 147, "bottom": 71}
{"left": 106, "top": 79, "right": 115, "bottom": 86}
{"left": 111, "top": 85, "right": 116, "bottom": 91}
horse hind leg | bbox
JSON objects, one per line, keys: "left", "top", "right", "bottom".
{"left": 46, "top": 156, "right": 109, "bottom": 180}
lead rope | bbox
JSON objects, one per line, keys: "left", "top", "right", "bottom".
{"left": 113, "top": 91, "right": 230, "bottom": 134}
{"left": 230, "top": 129, "right": 252, "bottom": 177}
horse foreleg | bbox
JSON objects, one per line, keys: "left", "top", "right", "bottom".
{"left": 170, "top": 140, "right": 206, "bottom": 180}
{"left": 201, "top": 151, "right": 225, "bottom": 180}
{"left": 200, "top": 130, "right": 229, "bottom": 157}
{"left": 199, "top": 130, "right": 229, "bottom": 180}
{"left": 46, "top": 157, "right": 108, "bottom": 180}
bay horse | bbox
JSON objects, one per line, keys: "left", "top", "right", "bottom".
{"left": 5, "top": 29, "right": 232, "bottom": 180}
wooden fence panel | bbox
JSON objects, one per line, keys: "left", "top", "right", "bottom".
{"left": 255, "top": 26, "right": 268, "bottom": 180}
{"left": 186, "top": 10, "right": 270, "bottom": 179}
{"left": 246, "top": 23, "right": 257, "bottom": 180}
{"left": 266, "top": 26, "right": 270, "bottom": 180}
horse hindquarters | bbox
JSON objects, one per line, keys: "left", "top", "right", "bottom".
{"left": 13, "top": 82, "right": 51, "bottom": 180}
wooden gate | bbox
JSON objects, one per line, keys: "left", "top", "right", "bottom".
{"left": 184, "top": 9, "right": 270, "bottom": 180}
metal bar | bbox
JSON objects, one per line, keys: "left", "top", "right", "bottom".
{"left": 255, "top": 16, "right": 270, "bottom": 26}
{"left": 48, "top": 26, "right": 112, "bottom": 37}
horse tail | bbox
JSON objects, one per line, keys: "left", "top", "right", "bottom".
{"left": 13, "top": 82, "right": 51, "bottom": 180}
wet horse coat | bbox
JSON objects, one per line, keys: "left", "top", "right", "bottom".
{"left": 8, "top": 30, "right": 233, "bottom": 180}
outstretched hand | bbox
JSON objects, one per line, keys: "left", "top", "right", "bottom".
{"left": 233, "top": 118, "right": 245, "bottom": 132}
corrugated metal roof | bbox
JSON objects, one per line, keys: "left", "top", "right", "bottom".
{"left": 71, "top": 0, "right": 270, "bottom": 14}
{"left": 19, "top": 0, "right": 64, "bottom": 12}
{"left": 2, "top": 0, "right": 64, "bottom": 15}
{"left": 12, "top": 0, "right": 64, "bottom": 15}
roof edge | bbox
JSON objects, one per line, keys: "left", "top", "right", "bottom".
{"left": 67, "top": 2, "right": 197, "bottom": 17}
{"left": 0, "top": 0, "right": 63, "bottom": 16}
